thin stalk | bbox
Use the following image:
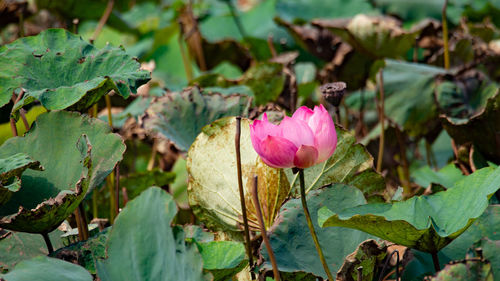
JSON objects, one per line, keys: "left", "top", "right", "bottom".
{"left": 376, "top": 70, "right": 386, "bottom": 173}
{"left": 226, "top": 0, "right": 247, "bottom": 40}
{"left": 104, "top": 93, "right": 116, "bottom": 223}
{"left": 74, "top": 208, "right": 84, "bottom": 241}
{"left": 114, "top": 165, "right": 120, "bottom": 216}
{"left": 431, "top": 252, "right": 441, "bottom": 273}
{"left": 267, "top": 34, "right": 277, "bottom": 57}
{"left": 105, "top": 94, "right": 113, "bottom": 128}
{"left": 147, "top": 138, "right": 157, "bottom": 171}
{"left": 89, "top": 103, "right": 99, "bottom": 219}
{"left": 342, "top": 101, "right": 349, "bottom": 128}
{"left": 235, "top": 117, "right": 254, "bottom": 272}
{"left": 77, "top": 204, "right": 89, "bottom": 240}
{"left": 442, "top": 0, "right": 450, "bottom": 70}
{"left": 9, "top": 119, "right": 17, "bottom": 137}
{"left": 73, "top": 18, "right": 79, "bottom": 34}
{"left": 11, "top": 93, "right": 29, "bottom": 132}
{"left": 10, "top": 92, "right": 25, "bottom": 137}
{"left": 41, "top": 233, "right": 54, "bottom": 254}
{"left": 178, "top": 25, "right": 193, "bottom": 81}
{"left": 90, "top": 0, "right": 114, "bottom": 43}
{"left": 395, "top": 129, "right": 411, "bottom": 195}
{"left": 18, "top": 10, "right": 24, "bottom": 37}
{"left": 299, "top": 170, "right": 334, "bottom": 280}
{"left": 19, "top": 109, "right": 29, "bottom": 131}
{"left": 122, "top": 187, "right": 129, "bottom": 206}
{"left": 108, "top": 171, "right": 116, "bottom": 223}
{"left": 334, "top": 106, "right": 341, "bottom": 125}
{"left": 92, "top": 190, "right": 98, "bottom": 219}
{"left": 252, "top": 176, "right": 280, "bottom": 281}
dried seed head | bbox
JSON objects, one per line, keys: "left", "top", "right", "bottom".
{"left": 320, "top": 82, "right": 347, "bottom": 107}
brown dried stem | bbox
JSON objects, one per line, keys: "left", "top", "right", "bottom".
{"left": 235, "top": 117, "right": 254, "bottom": 273}
{"left": 252, "top": 176, "right": 280, "bottom": 281}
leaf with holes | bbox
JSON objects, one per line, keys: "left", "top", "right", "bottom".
{"left": 142, "top": 87, "right": 251, "bottom": 151}
{"left": 0, "top": 28, "right": 150, "bottom": 115}
{"left": 0, "top": 111, "right": 125, "bottom": 233}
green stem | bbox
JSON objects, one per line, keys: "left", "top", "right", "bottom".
{"left": 299, "top": 169, "right": 334, "bottom": 280}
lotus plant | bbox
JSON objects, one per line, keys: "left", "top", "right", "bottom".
{"left": 250, "top": 104, "right": 337, "bottom": 280}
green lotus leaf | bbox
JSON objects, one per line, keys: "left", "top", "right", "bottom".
{"left": 0, "top": 111, "right": 125, "bottom": 233}
{"left": 142, "top": 86, "right": 252, "bottom": 151}
{"left": 441, "top": 90, "right": 500, "bottom": 163}
{"left": 197, "top": 241, "right": 247, "bottom": 280}
{"left": 0, "top": 229, "right": 64, "bottom": 272}
{"left": 0, "top": 28, "right": 150, "bottom": 114}
{"left": 0, "top": 255, "right": 92, "bottom": 281}
{"left": 313, "top": 14, "right": 420, "bottom": 59}
{"left": 319, "top": 165, "right": 500, "bottom": 253}
{"left": 261, "top": 184, "right": 373, "bottom": 279}
{"left": 412, "top": 164, "right": 464, "bottom": 189}
{"left": 286, "top": 125, "right": 386, "bottom": 201}
{"left": 187, "top": 117, "right": 290, "bottom": 232}
{"left": 0, "top": 153, "right": 43, "bottom": 205}
{"left": 191, "top": 62, "right": 286, "bottom": 106}
{"left": 96, "top": 187, "right": 206, "bottom": 281}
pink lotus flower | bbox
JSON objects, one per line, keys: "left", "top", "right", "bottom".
{"left": 250, "top": 104, "right": 337, "bottom": 169}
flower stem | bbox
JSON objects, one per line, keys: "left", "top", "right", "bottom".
{"left": 376, "top": 69, "right": 386, "bottom": 173}
{"left": 252, "top": 176, "right": 280, "bottom": 281}
{"left": 235, "top": 117, "right": 255, "bottom": 275}
{"left": 299, "top": 169, "right": 334, "bottom": 280}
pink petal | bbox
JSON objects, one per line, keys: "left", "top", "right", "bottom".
{"left": 250, "top": 113, "right": 282, "bottom": 156}
{"left": 293, "top": 145, "right": 319, "bottom": 169}
{"left": 258, "top": 135, "right": 297, "bottom": 168}
{"left": 292, "top": 106, "right": 314, "bottom": 123}
{"left": 308, "top": 104, "right": 337, "bottom": 163}
{"left": 279, "top": 116, "right": 315, "bottom": 148}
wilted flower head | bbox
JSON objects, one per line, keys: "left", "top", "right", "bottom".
{"left": 250, "top": 104, "right": 337, "bottom": 169}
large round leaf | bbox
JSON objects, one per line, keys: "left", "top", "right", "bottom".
{"left": 318, "top": 165, "right": 500, "bottom": 253}
{"left": 286, "top": 124, "right": 386, "bottom": 201}
{"left": 313, "top": 15, "right": 420, "bottom": 59}
{"left": 261, "top": 184, "right": 374, "bottom": 279}
{"left": 0, "top": 28, "right": 150, "bottom": 113}
{"left": 0, "top": 256, "right": 92, "bottom": 281}
{"left": 187, "top": 117, "right": 290, "bottom": 232}
{"left": 142, "top": 87, "right": 251, "bottom": 151}
{"left": 96, "top": 187, "right": 206, "bottom": 281}
{"left": 0, "top": 111, "right": 125, "bottom": 233}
